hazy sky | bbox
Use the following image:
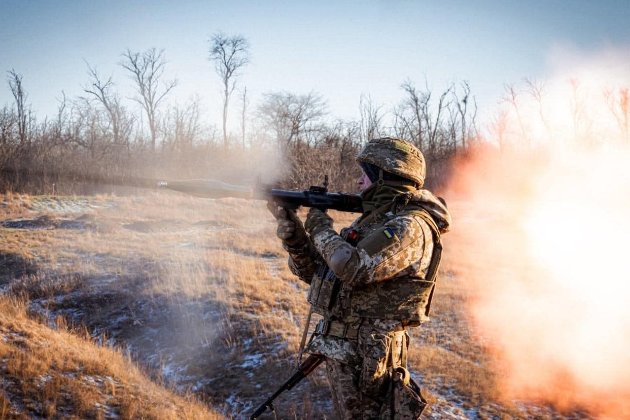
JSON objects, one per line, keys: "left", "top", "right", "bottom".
{"left": 1, "top": 0, "right": 630, "bottom": 130}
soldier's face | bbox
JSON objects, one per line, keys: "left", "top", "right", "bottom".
{"left": 357, "top": 170, "right": 373, "bottom": 192}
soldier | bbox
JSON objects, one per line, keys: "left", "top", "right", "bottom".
{"left": 269, "top": 137, "right": 451, "bottom": 419}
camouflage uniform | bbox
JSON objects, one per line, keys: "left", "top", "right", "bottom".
{"left": 280, "top": 138, "right": 451, "bottom": 419}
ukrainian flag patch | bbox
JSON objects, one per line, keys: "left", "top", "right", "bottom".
{"left": 383, "top": 227, "right": 395, "bottom": 239}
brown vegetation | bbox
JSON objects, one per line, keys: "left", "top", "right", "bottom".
{"left": 0, "top": 191, "right": 591, "bottom": 418}
{"left": 0, "top": 294, "right": 219, "bottom": 419}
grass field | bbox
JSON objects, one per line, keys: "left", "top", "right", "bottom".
{"left": 0, "top": 191, "right": 592, "bottom": 419}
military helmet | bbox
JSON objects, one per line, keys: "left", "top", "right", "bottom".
{"left": 357, "top": 137, "right": 426, "bottom": 187}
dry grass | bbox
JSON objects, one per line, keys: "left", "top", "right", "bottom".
{"left": 0, "top": 192, "right": 33, "bottom": 217}
{"left": 0, "top": 191, "right": 590, "bottom": 419}
{"left": 0, "top": 295, "right": 220, "bottom": 419}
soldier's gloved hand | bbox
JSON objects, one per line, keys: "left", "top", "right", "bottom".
{"left": 267, "top": 202, "right": 308, "bottom": 248}
{"left": 305, "top": 208, "right": 333, "bottom": 237}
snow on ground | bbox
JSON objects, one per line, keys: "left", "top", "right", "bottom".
{"left": 29, "top": 196, "right": 106, "bottom": 213}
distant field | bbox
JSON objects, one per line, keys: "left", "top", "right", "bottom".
{"left": 0, "top": 192, "right": 590, "bottom": 419}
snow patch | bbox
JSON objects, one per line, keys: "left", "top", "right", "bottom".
{"left": 239, "top": 353, "right": 265, "bottom": 369}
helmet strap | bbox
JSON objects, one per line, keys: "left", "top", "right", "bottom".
{"left": 376, "top": 169, "right": 385, "bottom": 186}
{"left": 373, "top": 166, "right": 419, "bottom": 189}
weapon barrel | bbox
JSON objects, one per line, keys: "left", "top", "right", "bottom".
{"left": 157, "top": 179, "right": 253, "bottom": 199}
{"left": 269, "top": 189, "right": 363, "bottom": 213}
{"left": 157, "top": 179, "right": 363, "bottom": 213}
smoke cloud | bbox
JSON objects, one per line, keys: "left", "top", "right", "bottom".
{"left": 445, "top": 47, "right": 630, "bottom": 418}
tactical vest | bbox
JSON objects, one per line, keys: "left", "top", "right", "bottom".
{"left": 306, "top": 230, "right": 355, "bottom": 315}
{"left": 306, "top": 202, "right": 443, "bottom": 326}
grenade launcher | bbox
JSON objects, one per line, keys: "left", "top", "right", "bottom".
{"left": 157, "top": 176, "right": 363, "bottom": 213}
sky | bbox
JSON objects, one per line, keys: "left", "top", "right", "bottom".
{"left": 1, "top": 0, "right": 630, "bottom": 131}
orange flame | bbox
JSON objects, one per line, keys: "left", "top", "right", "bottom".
{"left": 445, "top": 49, "right": 630, "bottom": 418}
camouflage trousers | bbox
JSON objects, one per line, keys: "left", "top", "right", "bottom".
{"left": 324, "top": 321, "right": 409, "bottom": 419}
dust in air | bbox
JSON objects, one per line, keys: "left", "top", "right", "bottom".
{"left": 446, "top": 47, "right": 630, "bottom": 417}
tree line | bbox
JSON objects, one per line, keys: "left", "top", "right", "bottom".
{"left": 1, "top": 33, "right": 478, "bottom": 194}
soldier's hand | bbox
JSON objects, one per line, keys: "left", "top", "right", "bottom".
{"left": 305, "top": 208, "right": 333, "bottom": 237}
{"left": 267, "top": 202, "right": 308, "bottom": 247}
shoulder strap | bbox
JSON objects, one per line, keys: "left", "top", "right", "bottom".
{"left": 355, "top": 201, "right": 393, "bottom": 228}
{"left": 405, "top": 208, "right": 442, "bottom": 317}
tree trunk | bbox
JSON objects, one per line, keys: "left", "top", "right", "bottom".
{"left": 222, "top": 88, "right": 229, "bottom": 148}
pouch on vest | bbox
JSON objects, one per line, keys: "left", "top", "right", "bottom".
{"left": 379, "top": 367, "right": 427, "bottom": 419}
{"left": 307, "top": 264, "right": 341, "bottom": 315}
{"left": 307, "top": 227, "right": 360, "bottom": 315}
{"left": 358, "top": 332, "right": 393, "bottom": 398}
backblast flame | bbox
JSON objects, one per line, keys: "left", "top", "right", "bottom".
{"left": 445, "top": 49, "right": 630, "bottom": 418}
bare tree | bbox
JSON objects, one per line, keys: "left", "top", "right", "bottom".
{"left": 502, "top": 84, "right": 529, "bottom": 146}
{"left": 605, "top": 87, "right": 630, "bottom": 143}
{"left": 525, "top": 78, "right": 552, "bottom": 143}
{"left": 40, "top": 91, "right": 71, "bottom": 152}
{"left": 121, "top": 48, "right": 177, "bottom": 151}
{"left": 453, "top": 81, "right": 477, "bottom": 149}
{"left": 395, "top": 80, "right": 451, "bottom": 153}
{"left": 0, "top": 106, "right": 15, "bottom": 145}
{"left": 7, "top": 69, "right": 29, "bottom": 144}
{"left": 567, "top": 79, "right": 594, "bottom": 145}
{"left": 208, "top": 33, "right": 250, "bottom": 147}
{"left": 359, "top": 94, "right": 383, "bottom": 141}
{"left": 397, "top": 80, "right": 427, "bottom": 149}
{"left": 83, "top": 63, "right": 134, "bottom": 149}
{"left": 258, "top": 91, "right": 327, "bottom": 147}
{"left": 163, "top": 97, "right": 201, "bottom": 153}
{"left": 490, "top": 109, "right": 509, "bottom": 151}
{"left": 240, "top": 87, "right": 248, "bottom": 149}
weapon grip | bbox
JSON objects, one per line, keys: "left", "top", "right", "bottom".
{"left": 307, "top": 186, "right": 329, "bottom": 213}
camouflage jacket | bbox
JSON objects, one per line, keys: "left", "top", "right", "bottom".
{"left": 288, "top": 183, "right": 451, "bottom": 326}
